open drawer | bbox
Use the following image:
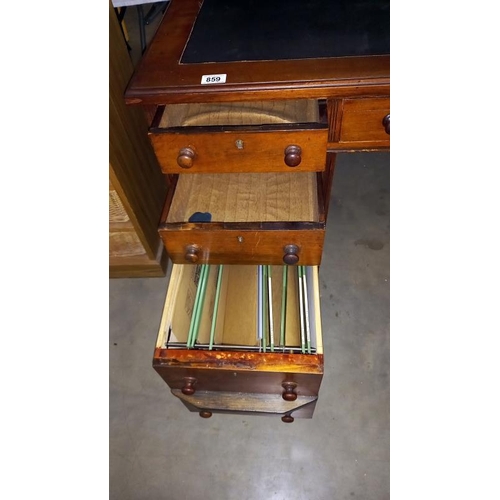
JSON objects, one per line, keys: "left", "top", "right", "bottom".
{"left": 158, "top": 171, "right": 327, "bottom": 265}
{"left": 153, "top": 264, "right": 324, "bottom": 420}
{"left": 149, "top": 99, "right": 328, "bottom": 174}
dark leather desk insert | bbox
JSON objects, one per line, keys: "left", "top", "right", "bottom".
{"left": 181, "top": 0, "right": 390, "bottom": 64}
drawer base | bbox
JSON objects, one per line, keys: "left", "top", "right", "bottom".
{"left": 173, "top": 389, "right": 317, "bottom": 413}
{"left": 175, "top": 391, "right": 318, "bottom": 421}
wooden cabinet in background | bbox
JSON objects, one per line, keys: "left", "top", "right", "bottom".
{"left": 109, "top": 2, "right": 168, "bottom": 277}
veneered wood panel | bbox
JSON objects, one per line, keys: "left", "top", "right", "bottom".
{"left": 154, "top": 349, "right": 323, "bottom": 397}
{"left": 327, "top": 97, "right": 390, "bottom": 150}
{"left": 159, "top": 227, "right": 324, "bottom": 265}
{"left": 149, "top": 128, "right": 327, "bottom": 174}
{"left": 341, "top": 98, "right": 390, "bottom": 142}
{"left": 156, "top": 367, "right": 323, "bottom": 397}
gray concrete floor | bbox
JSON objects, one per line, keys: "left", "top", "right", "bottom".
{"left": 110, "top": 8, "right": 389, "bottom": 499}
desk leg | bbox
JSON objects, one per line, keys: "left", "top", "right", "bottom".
{"left": 322, "top": 153, "right": 337, "bottom": 222}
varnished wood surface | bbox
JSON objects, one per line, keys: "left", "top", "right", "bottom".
{"left": 154, "top": 348, "right": 323, "bottom": 373}
{"left": 150, "top": 127, "right": 328, "bottom": 174}
{"left": 154, "top": 350, "right": 323, "bottom": 396}
{"left": 327, "top": 97, "right": 390, "bottom": 150}
{"left": 125, "top": 0, "right": 390, "bottom": 105}
{"left": 155, "top": 367, "right": 323, "bottom": 397}
{"left": 159, "top": 227, "right": 325, "bottom": 265}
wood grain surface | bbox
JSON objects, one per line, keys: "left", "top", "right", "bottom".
{"left": 327, "top": 97, "right": 390, "bottom": 150}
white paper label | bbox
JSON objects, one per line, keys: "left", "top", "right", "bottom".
{"left": 201, "top": 74, "right": 227, "bottom": 85}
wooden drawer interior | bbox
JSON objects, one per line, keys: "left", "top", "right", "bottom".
{"left": 156, "top": 264, "right": 323, "bottom": 354}
{"left": 156, "top": 99, "right": 321, "bottom": 127}
{"left": 166, "top": 172, "right": 319, "bottom": 224}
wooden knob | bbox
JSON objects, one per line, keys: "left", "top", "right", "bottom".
{"left": 281, "top": 414, "right": 294, "bottom": 423}
{"left": 282, "top": 382, "right": 298, "bottom": 401}
{"left": 199, "top": 410, "right": 212, "bottom": 418}
{"left": 283, "top": 244, "right": 299, "bottom": 265}
{"left": 184, "top": 245, "right": 200, "bottom": 263}
{"left": 284, "top": 145, "right": 302, "bottom": 167}
{"left": 181, "top": 377, "right": 197, "bottom": 395}
{"left": 177, "top": 147, "right": 196, "bottom": 168}
{"left": 382, "top": 114, "right": 390, "bottom": 135}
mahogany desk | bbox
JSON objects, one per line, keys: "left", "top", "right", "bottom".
{"left": 125, "top": 0, "right": 390, "bottom": 422}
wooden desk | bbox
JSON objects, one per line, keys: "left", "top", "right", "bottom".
{"left": 124, "top": 0, "right": 389, "bottom": 421}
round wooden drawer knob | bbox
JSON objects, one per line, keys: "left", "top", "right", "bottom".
{"left": 184, "top": 245, "right": 200, "bottom": 263}
{"left": 281, "top": 414, "right": 294, "bottom": 423}
{"left": 177, "top": 147, "right": 196, "bottom": 168}
{"left": 284, "top": 145, "right": 302, "bottom": 167}
{"left": 199, "top": 410, "right": 212, "bottom": 418}
{"left": 181, "top": 377, "right": 197, "bottom": 395}
{"left": 282, "top": 382, "right": 298, "bottom": 401}
{"left": 283, "top": 244, "right": 299, "bottom": 265}
{"left": 382, "top": 114, "right": 390, "bottom": 135}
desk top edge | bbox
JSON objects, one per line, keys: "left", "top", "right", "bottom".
{"left": 124, "top": 0, "right": 390, "bottom": 105}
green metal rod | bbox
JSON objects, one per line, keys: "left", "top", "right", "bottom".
{"left": 302, "top": 266, "right": 312, "bottom": 354}
{"left": 268, "top": 265, "right": 274, "bottom": 352}
{"left": 190, "top": 265, "right": 210, "bottom": 348}
{"left": 298, "top": 265, "right": 306, "bottom": 354}
{"left": 209, "top": 265, "right": 224, "bottom": 350}
{"left": 280, "top": 266, "right": 287, "bottom": 349}
{"left": 262, "top": 265, "right": 267, "bottom": 353}
{"left": 187, "top": 265, "right": 208, "bottom": 348}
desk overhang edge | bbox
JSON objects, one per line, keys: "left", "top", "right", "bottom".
{"left": 125, "top": 78, "right": 390, "bottom": 106}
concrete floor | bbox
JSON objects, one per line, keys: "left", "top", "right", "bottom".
{"left": 110, "top": 7, "right": 389, "bottom": 499}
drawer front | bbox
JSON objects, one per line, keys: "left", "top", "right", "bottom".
{"left": 154, "top": 364, "right": 323, "bottom": 398}
{"left": 328, "top": 97, "right": 390, "bottom": 150}
{"left": 159, "top": 228, "right": 324, "bottom": 265}
{"left": 150, "top": 128, "right": 328, "bottom": 174}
